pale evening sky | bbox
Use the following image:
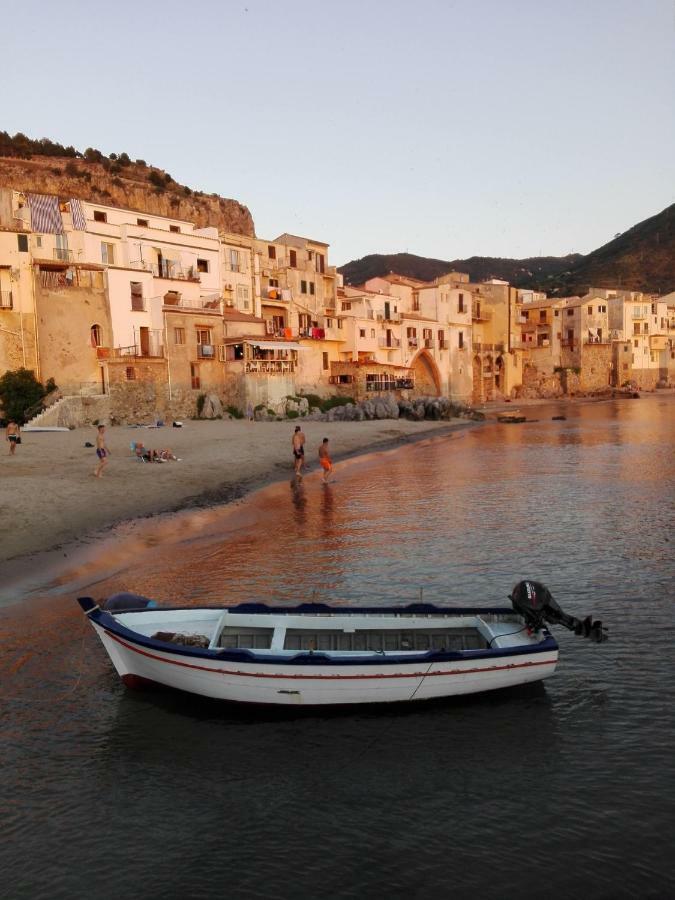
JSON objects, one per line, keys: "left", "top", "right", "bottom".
{"left": 2, "top": 0, "right": 674, "bottom": 267}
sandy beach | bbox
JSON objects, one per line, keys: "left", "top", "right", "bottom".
{"left": 0, "top": 416, "right": 477, "bottom": 567}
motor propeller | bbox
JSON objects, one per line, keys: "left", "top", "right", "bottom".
{"left": 509, "top": 580, "right": 608, "bottom": 643}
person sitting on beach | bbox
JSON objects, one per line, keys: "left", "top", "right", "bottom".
{"left": 135, "top": 443, "right": 178, "bottom": 462}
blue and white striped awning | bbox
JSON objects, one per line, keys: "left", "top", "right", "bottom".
{"left": 27, "top": 193, "right": 63, "bottom": 234}
{"left": 69, "top": 197, "right": 87, "bottom": 230}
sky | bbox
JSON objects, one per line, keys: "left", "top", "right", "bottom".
{"left": 1, "top": 0, "right": 674, "bottom": 266}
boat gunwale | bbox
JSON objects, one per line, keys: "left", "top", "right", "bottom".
{"left": 79, "top": 598, "right": 559, "bottom": 668}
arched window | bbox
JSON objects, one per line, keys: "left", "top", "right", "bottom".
{"left": 90, "top": 324, "right": 102, "bottom": 347}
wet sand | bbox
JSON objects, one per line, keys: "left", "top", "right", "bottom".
{"left": 0, "top": 417, "right": 475, "bottom": 568}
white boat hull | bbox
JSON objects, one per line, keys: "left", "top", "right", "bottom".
{"left": 92, "top": 620, "right": 558, "bottom": 706}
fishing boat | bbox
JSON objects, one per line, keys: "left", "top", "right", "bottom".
{"left": 77, "top": 581, "right": 606, "bottom": 707}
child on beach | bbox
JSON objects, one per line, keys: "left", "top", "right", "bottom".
{"left": 94, "top": 424, "right": 110, "bottom": 477}
{"left": 318, "top": 437, "right": 333, "bottom": 483}
{"left": 6, "top": 420, "right": 20, "bottom": 455}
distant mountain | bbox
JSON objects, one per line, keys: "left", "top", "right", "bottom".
{"left": 548, "top": 203, "right": 675, "bottom": 295}
{"left": 339, "top": 203, "right": 675, "bottom": 295}
{"left": 339, "top": 252, "right": 582, "bottom": 290}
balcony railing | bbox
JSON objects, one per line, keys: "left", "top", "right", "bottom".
{"left": 472, "top": 308, "right": 493, "bottom": 322}
{"left": 473, "top": 342, "right": 504, "bottom": 352}
{"left": 152, "top": 262, "right": 200, "bottom": 282}
{"left": 407, "top": 338, "right": 418, "bottom": 347}
{"left": 378, "top": 338, "right": 401, "bottom": 348}
{"left": 54, "top": 248, "right": 73, "bottom": 262}
{"left": 112, "top": 342, "right": 165, "bottom": 359}
{"left": 245, "top": 359, "right": 296, "bottom": 375}
{"left": 423, "top": 338, "right": 435, "bottom": 349}
{"left": 197, "top": 344, "right": 216, "bottom": 359}
{"left": 163, "top": 295, "right": 222, "bottom": 311}
{"left": 128, "top": 259, "right": 154, "bottom": 272}
{"left": 0, "top": 290, "right": 12, "bottom": 309}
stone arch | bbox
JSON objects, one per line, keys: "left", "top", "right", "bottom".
{"left": 410, "top": 349, "right": 441, "bottom": 395}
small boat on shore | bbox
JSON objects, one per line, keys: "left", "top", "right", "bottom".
{"left": 78, "top": 581, "right": 606, "bottom": 707}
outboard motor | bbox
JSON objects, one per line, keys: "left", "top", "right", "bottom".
{"left": 510, "top": 580, "right": 607, "bottom": 643}
{"left": 103, "top": 592, "right": 157, "bottom": 612}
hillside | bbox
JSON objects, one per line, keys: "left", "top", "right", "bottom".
{"left": 339, "top": 252, "right": 582, "bottom": 290}
{"left": 548, "top": 203, "right": 675, "bottom": 295}
{"left": 339, "top": 203, "right": 675, "bottom": 294}
{"left": 0, "top": 133, "right": 254, "bottom": 235}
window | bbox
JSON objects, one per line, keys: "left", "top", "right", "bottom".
{"left": 268, "top": 245, "right": 276, "bottom": 259}
{"left": 17, "top": 234, "right": 28, "bottom": 252}
{"left": 269, "top": 277, "right": 279, "bottom": 288}
{"left": 101, "top": 242, "right": 115, "bottom": 265}
{"left": 174, "top": 327, "right": 185, "bottom": 344}
{"left": 190, "top": 363, "right": 200, "bottom": 390}
{"left": 412, "top": 292, "right": 419, "bottom": 311}
{"left": 229, "top": 249, "right": 240, "bottom": 272}
{"left": 93, "top": 210, "right": 107, "bottom": 223}
{"left": 458, "top": 293, "right": 465, "bottom": 313}
{"left": 341, "top": 302, "right": 351, "bottom": 311}
{"left": 539, "top": 310, "right": 547, "bottom": 321}
{"left": 634, "top": 339, "right": 639, "bottom": 348}
{"left": 600, "top": 305, "right": 606, "bottom": 313}
{"left": 567, "top": 309, "right": 574, "bottom": 316}
{"left": 90, "top": 324, "right": 102, "bottom": 347}
{"left": 316, "top": 253, "right": 325, "bottom": 274}
{"left": 337, "top": 318, "right": 343, "bottom": 329}
{"left": 309, "top": 282, "right": 315, "bottom": 295}
{"left": 125, "top": 366, "right": 136, "bottom": 381}
{"left": 137, "top": 218, "right": 149, "bottom": 227}
{"left": 370, "top": 329, "right": 375, "bottom": 338}
{"left": 438, "top": 329, "right": 445, "bottom": 348}
{"left": 301, "top": 280, "right": 308, "bottom": 294}
{"left": 130, "top": 282, "right": 144, "bottom": 310}
{"left": 554, "top": 310, "right": 559, "bottom": 317}
{"left": 196, "top": 328, "right": 212, "bottom": 345}
{"left": 169, "top": 225, "right": 180, "bottom": 233}
{"left": 587, "top": 306, "right": 593, "bottom": 315}
{"left": 289, "top": 249, "right": 297, "bottom": 268}
{"left": 359, "top": 329, "right": 366, "bottom": 338}
{"left": 237, "top": 285, "right": 249, "bottom": 306}
{"left": 458, "top": 331, "right": 464, "bottom": 349}
{"left": 35, "top": 235, "right": 43, "bottom": 248}
{"left": 325, "top": 318, "right": 332, "bottom": 329}
{"left": 197, "top": 258, "right": 209, "bottom": 273}
{"left": 322, "top": 352, "right": 329, "bottom": 370}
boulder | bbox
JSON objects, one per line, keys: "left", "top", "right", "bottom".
{"left": 201, "top": 393, "right": 223, "bottom": 419}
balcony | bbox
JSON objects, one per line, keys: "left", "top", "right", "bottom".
{"left": 0, "top": 290, "right": 12, "bottom": 309}
{"left": 473, "top": 342, "right": 504, "bottom": 352}
{"left": 197, "top": 343, "right": 216, "bottom": 359}
{"left": 245, "top": 359, "right": 296, "bottom": 375}
{"left": 298, "top": 328, "right": 326, "bottom": 340}
{"left": 423, "top": 338, "right": 435, "bottom": 349}
{"left": 261, "top": 287, "right": 289, "bottom": 301}
{"left": 152, "top": 262, "right": 200, "bottom": 282}
{"left": 407, "top": 337, "right": 418, "bottom": 348}
{"left": 378, "top": 338, "right": 401, "bottom": 349}
{"left": 162, "top": 295, "right": 222, "bottom": 312}
{"left": 112, "top": 342, "right": 165, "bottom": 359}
{"left": 472, "top": 308, "right": 493, "bottom": 322}
{"left": 128, "top": 259, "right": 154, "bottom": 272}
{"left": 53, "top": 248, "right": 73, "bottom": 262}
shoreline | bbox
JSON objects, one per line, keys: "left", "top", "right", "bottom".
{"left": 0, "top": 416, "right": 477, "bottom": 575}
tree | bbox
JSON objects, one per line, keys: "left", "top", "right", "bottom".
{"left": 0, "top": 368, "right": 48, "bottom": 423}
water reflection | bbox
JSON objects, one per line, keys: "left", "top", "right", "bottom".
{"left": 2, "top": 396, "right": 675, "bottom": 899}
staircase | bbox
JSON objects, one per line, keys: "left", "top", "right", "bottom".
{"left": 23, "top": 394, "right": 110, "bottom": 429}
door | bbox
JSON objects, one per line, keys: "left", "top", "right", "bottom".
{"left": 139, "top": 326, "right": 150, "bottom": 356}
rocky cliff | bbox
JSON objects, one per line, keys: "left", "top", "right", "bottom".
{"left": 0, "top": 155, "right": 255, "bottom": 236}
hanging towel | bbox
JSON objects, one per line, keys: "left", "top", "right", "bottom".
{"left": 27, "top": 193, "right": 63, "bottom": 234}
{"left": 69, "top": 198, "right": 87, "bottom": 230}
{"left": 283, "top": 327, "right": 292, "bottom": 340}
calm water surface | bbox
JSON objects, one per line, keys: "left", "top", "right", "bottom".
{"left": 1, "top": 397, "right": 673, "bottom": 900}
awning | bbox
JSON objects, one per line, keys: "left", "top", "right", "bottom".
{"left": 246, "top": 340, "right": 304, "bottom": 350}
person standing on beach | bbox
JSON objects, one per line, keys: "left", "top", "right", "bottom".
{"left": 318, "top": 437, "right": 333, "bottom": 483}
{"left": 94, "top": 424, "right": 111, "bottom": 478}
{"left": 6, "top": 420, "right": 20, "bottom": 455}
{"left": 292, "top": 425, "right": 306, "bottom": 477}
{"left": 246, "top": 401, "right": 254, "bottom": 423}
